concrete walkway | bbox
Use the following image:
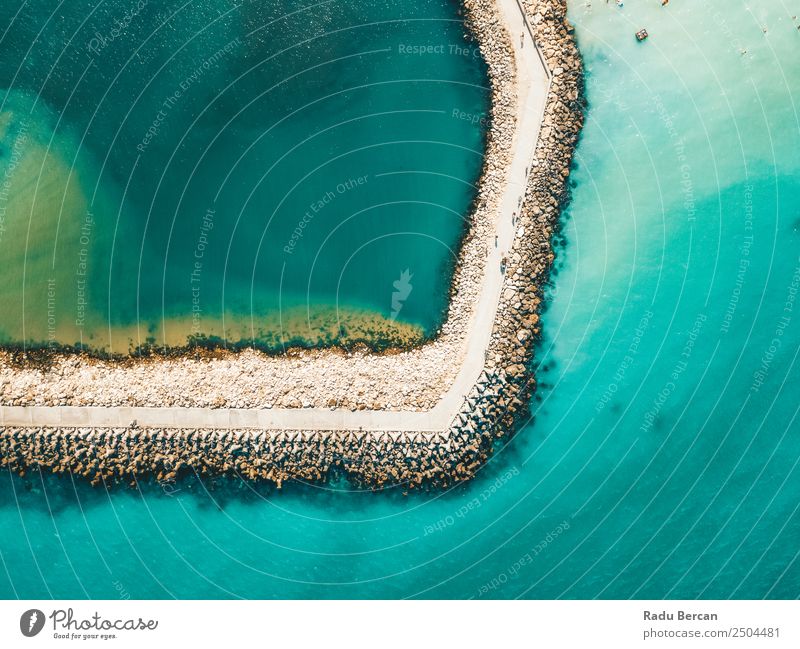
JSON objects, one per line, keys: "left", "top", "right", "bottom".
{"left": 1, "top": 0, "right": 550, "bottom": 434}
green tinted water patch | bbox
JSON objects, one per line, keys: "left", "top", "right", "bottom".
{"left": 0, "top": 93, "right": 143, "bottom": 349}
{"left": 0, "top": 0, "right": 490, "bottom": 352}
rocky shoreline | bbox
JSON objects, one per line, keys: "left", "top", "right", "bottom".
{"left": 0, "top": 0, "right": 585, "bottom": 488}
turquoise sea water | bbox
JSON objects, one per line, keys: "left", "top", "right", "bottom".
{"left": 0, "top": 0, "right": 488, "bottom": 350}
{"left": 1, "top": 0, "right": 799, "bottom": 598}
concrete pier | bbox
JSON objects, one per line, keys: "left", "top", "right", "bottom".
{"left": 0, "top": 0, "right": 585, "bottom": 488}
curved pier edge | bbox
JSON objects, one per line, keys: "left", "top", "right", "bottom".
{"left": 0, "top": 0, "right": 584, "bottom": 489}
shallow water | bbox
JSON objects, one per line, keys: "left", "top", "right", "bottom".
{"left": 0, "top": 0, "right": 489, "bottom": 351}
{"left": 1, "top": 0, "right": 799, "bottom": 598}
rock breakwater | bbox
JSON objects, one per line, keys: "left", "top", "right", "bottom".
{"left": 0, "top": 0, "right": 584, "bottom": 488}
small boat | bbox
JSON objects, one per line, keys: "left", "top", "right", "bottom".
{"left": 636, "top": 28, "right": 649, "bottom": 41}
